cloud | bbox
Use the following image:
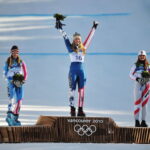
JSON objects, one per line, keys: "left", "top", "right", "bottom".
{"left": 0, "top": 0, "right": 54, "bottom": 4}
{"left": 0, "top": 25, "right": 51, "bottom": 32}
{"left": 0, "top": 16, "right": 53, "bottom": 22}
{"left": 0, "top": 35, "right": 62, "bottom": 41}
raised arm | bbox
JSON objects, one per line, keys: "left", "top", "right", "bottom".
{"left": 83, "top": 21, "right": 99, "bottom": 49}
{"left": 54, "top": 15, "right": 73, "bottom": 53}
{"left": 58, "top": 28, "right": 72, "bottom": 52}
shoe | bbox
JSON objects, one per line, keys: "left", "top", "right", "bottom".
{"left": 77, "top": 107, "right": 86, "bottom": 117}
{"left": 141, "top": 120, "right": 148, "bottom": 127}
{"left": 6, "top": 112, "right": 21, "bottom": 126}
{"left": 70, "top": 106, "right": 76, "bottom": 117}
{"left": 13, "top": 114, "right": 21, "bottom": 126}
{"left": 6, "top": 111, "right": 14, "bottom": 126}
{"left": 135, "top": 120, "right": 140, "bottom": 127}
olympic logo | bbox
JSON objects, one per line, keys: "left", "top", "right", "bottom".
{"left": 74, "top": 124, "right": 97, "bottom": 136}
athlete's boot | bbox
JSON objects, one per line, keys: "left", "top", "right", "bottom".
{"left": 6, "top": 112, "right": 21, "bottom": 126}
{"left": 13, "top": 114, "right": 21, "bottom": 126}
{"left": 6, "top": 111, "right": 14, "bottom": 126}
{"left": 135, "top": 120, "right": 140, "bottom": 127}
{"left": 77, "top": 107, "right": 86, "bottom": 117}
{"left": 141, "top": 120, "right": 148, "bottom": 127}
{"left": 70, "top": 106, "right": 76, "bottom": 117}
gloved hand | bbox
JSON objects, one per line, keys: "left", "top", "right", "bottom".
{"left": 55, "top": 20, "right": 63, "bottom": 29}
{"left": 136, "top": 77, "right": 141, "bottom": 82}
{"left": 92, "top": 21, "right": 99, "bottom": 29}
{"left": 54, "top": 13, "right": 66, "bottom": 29}
{"left": 136, "top": 77, "right": 149, "bottom": 85}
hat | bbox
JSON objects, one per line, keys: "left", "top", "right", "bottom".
{"left": 73, "top": 32, "right": 81, "bottom": 41}
{"left": 138, "top": 50, "right": 147, "bottom": 56}
{"left": 10, "top": 45, "right": 19, "bottom": 54}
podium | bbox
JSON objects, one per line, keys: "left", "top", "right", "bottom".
{"left": 0, "top": 116, "right": 150, "bottom": 143}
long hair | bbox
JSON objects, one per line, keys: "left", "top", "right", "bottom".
{"left": 7, "top": 55, "right": 22, "bottom": 67}
{"left": 135, "top": 57, "right": 149, "bottom": 70}
{"left": 7, "top": 45, "right": 22, "bottom": 67}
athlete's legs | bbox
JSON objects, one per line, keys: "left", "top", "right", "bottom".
{"left": 68, "top": 71, "right": 78, "bottom": 116}
{"left": 78, "top": 70, "right": 86, "bottom": 108}
{"left": 141, "top": 83, "right": 150, "bottom": 127}
{"left": 13, "top": 86, "right": 23, "bottom": 115}
{"left": 6, "top": 81, "right": 19, "bottom": 126}
{"left": 77, "top": 70, "right": 86, "bottom": 116}
{"left": 68, "top": 71, "right": 77, "bottom": 107}
{"left": 8, "top": 86, "right": 23, "bottom": 126}
{"left": 7, "top": 81, "right": 15, "bottom": 112}
{"left": 78, "top": 88, "right": 84, "bottom": 107}
{"left": 134, "top": 82, "right": 142, "bottom": 126}
{"left": 142, "top": 104, "right": 147, "bottom": 121}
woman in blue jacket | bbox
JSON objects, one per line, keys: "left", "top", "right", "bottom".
{"left": 4, "top": 45, "right": 27, "bottom": 126}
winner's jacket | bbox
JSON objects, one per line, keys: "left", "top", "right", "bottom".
{"left": 129, "top": 62, "right": 150, "bottom": 122}
{"left": 129, "top": 63, "right": 150, "bottom": 81}
{"left": 58, "top": 26, "right": 97, "bottom": 110}
{"left": 4, "top": 59, "right": 27, "bottom": 81}
{"left": 4, "top": 57, "right": 27, "bottom": 126}
{"left": 59, "top": 27, "right": 96, "bottom": 63}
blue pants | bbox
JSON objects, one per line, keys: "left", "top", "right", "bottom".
{"left": 7, "top": 81, "right": 23, "bottom": 101}
{"left": 7, "top": 80, "right": 23, "bottom": 113}
{"left": 68, "top": 62, "right": 86, "bottom": 90}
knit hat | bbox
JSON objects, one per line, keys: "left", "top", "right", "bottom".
{"left": 73, "top": 32, "right": 81, "bottom": 41}
{"left": 11, "top": 45, "right": 19, "bottom": 53}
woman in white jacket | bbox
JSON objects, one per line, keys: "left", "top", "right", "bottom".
{"left": 129, "top": 50, "right": 150, "bottom": 127}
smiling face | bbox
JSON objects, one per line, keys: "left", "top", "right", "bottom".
{"left": 138, "top": 54, "right": 146, "bottom": 61}
{"left": 73, "top": 37, "right": 81, "bottom": 46}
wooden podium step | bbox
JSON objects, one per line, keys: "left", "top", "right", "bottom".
{"left": 0, "top": 116, "right": 150, "bottom": 143}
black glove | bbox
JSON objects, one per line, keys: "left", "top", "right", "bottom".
{"left": 136, "top": 77, "right": 144, "bottom": 85}
{"left": 54, "top": 13, "right": 66, "bottom": 29}
{"left": 136, "top": 77, "right": 141, "bottom": 82}
{"left": 92, "top": 21, "right": 99, "bottom": 29}
{"left": 55, "top": 20, "right": 66, "bottom": 30}
{"left": 136, "top": 77, "right": 149, "bottom": 85}
{"left": 55, "top": 20, "right": 62, "bottom": 29}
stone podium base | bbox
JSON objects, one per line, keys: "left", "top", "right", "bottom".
{"left": 0, "top": 116, "right": 150, "bottom": 143}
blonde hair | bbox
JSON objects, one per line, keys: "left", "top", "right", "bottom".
{"left": 72, "top": 32, "right": 86, "bottom": 54}
{"left": 71, "top": 42, "right": 86, "bottom": 55}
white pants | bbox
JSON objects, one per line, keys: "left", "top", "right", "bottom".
{"left": 134, "top": 82, "right": 150, "bottom": 121}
